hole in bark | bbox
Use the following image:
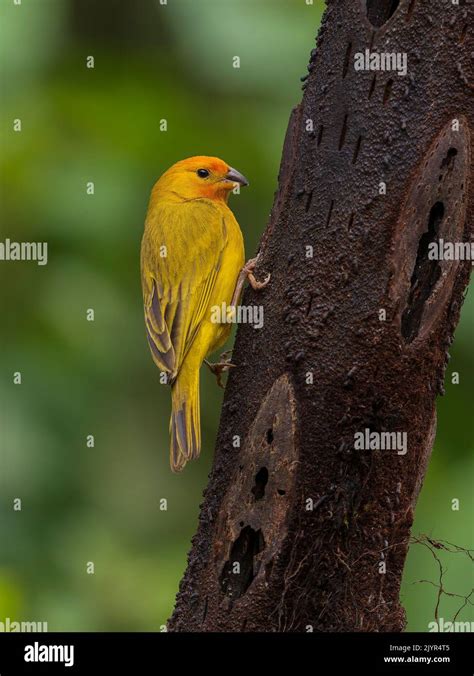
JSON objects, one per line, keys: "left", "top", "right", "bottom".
{"left": 252, "top": 467, "right": 269, "bottom": 500}
{"left": 383, "top": 79, "right": 393, "bottom": 104}
{"left": 342, "top": 41, "right": 352, "bottom": 78}
{"left": 440, "top": 147, "right": 457, "bottom": 171}
{"left": 348, "top": 212, "right": 355, "bottom": 230}
{"left": 305, "top": 189, "right": 313, "bottom": 212}
{"left": 326, "top": 200, "right": 334, "bottom": 227}
{"left": 277, "top": 489, "right": 286, "bottom": 496}
{"left": 369, "top": 29, "right": 376, "bottom": 50}
{"left": 406, "top": 0, "right": 417, "bottom": 22}
{"left": 368, "top": 73, "right": 377, "bottom": 99}
{"left": 317, "top": 124, "right": 324, "bottom": 146}
{"left": 220, "top": 526, "right": 265, "bottom": 599}
{"left": 401, "top": 202, "right": 444, "bottom": 342}
{"left": 352, "top": 136, "right": 362, "bottom": 164}
{"left": 366, "top": 0, "right": 401, "bottom": 28}
{"left": 266, "top": 428, "right": 274, "bottom": 444}
{"left": 338, "top": 114, "right": 348, "bottom": 150}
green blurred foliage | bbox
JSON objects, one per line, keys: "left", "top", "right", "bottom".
{"left": 0, "top": 0, "right": 471, "bottom": 632}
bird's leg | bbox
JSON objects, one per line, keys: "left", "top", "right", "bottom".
{"left": 207, "top": 260, "right": 270, "bottom": 388}
{"left": 230, "top": 255, "right": 271, "bottom": 307}
{"left": 204, "top": 353, "right": 236, "bottom": 389}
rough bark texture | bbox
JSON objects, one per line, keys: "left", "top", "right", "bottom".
{"left": 168, "top": 0, "right": 473, "bottom": 632}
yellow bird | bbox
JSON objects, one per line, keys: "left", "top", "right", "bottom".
{"left": 141, "top": 156, "right": 268, "bottom": 472}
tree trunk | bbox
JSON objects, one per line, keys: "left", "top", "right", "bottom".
{"left": 168, "top": 0, "right": 473, "bottom": 632}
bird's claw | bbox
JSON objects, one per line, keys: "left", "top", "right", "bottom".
{"left": 204, "top": 358, "right": 236, "bottom": 388}
{"left": 243, "top": 255, "right": 270, "bottom": 291}
{"left": 248, "top": 271, "right": 271, "bottom": 290}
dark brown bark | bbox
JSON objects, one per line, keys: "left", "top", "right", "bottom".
{"left": 168, "top": 0, "right": 473, "bottom": 632}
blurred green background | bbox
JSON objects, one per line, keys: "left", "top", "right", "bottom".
{"left": 0, "top": 0, "right": 472, "bottom": 632}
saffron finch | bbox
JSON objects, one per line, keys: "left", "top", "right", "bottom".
{"left": 141, "top": 156, "right": 264, "bottom": 472}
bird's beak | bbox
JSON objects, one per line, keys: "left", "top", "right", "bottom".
{"left": 225, "top": 167, "right": 249, "bottom": 187}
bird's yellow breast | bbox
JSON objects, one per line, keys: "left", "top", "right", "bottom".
{"left": 203, "top": 204, "right": 245, "bottom": 355}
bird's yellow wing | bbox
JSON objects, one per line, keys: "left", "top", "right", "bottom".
{"left": 141, "top": 199, "right": 228, "bottom": 381}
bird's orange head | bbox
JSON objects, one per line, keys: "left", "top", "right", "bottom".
{"left": 153, "top": 156, "right": 249, "bottom": 203}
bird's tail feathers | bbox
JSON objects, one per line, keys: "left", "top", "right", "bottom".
{"left": 169, "top": 364, "right": 201, "bottom": 472}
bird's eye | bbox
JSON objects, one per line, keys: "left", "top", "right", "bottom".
{"left": 196, "top": 168, "right": 210, "bottom": 178}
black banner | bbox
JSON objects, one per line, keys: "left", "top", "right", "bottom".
{"left": 0, "top": 632, "right": 472, "bottom": 674}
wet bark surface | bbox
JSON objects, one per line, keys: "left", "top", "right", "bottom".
{"left": 168, "top": 0, "right": 473, "bottom": 632}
